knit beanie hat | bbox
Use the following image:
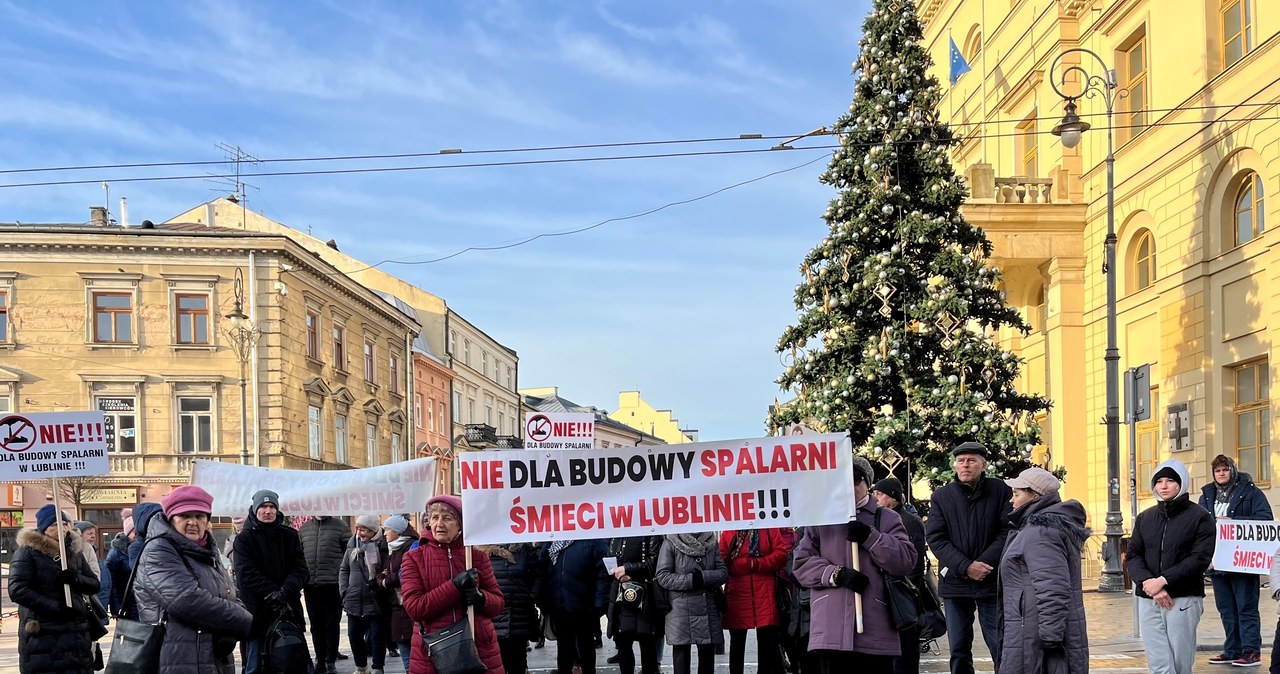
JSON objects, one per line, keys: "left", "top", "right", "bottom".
{"left": 36, "top": 504, "right": 70, "bottom": 534}
{"left": 163, "top": 485, "right": 215, "bottom": 518}
{"left": 251, "top": 489, "right": 280, "bottom": 511}
{"left": 426, "top": 494, "right": 463, "bottom": 528}
{"left": 355, "top": 514, "right": 381, "bottom": 532}
{"left": 382, "top": 514, "right": 410, "bottom": 536}
{"left": 872, "top": 477, "right": 905, "bottom": 504}
{"left": 851, "top": 455, "right": 874, "bottom": 486}
{"left": 73, "top": 520, "right": 96, "bottom": 534}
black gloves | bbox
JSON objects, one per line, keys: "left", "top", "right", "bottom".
{"left": 1042, "top": 640, "right": 1064, "bottom": 654}
{"left": 452, "top": 569, "right": 478, "bottom": 593}
{"left": 56, "top": 568, "right": 82, "bottom": 586}
{"left": 835, "top": 568, "right": 869, "bottom": 594}
{"left": 367, "top": 577, "right": 381, "bottom": 591}
{"left": 265, "top": 591, "right": 287, "bottom": 613}
{"left": 690, "top": 568, "right": 705, "bottom": 591}
{"left": 462, "top": 587, "right": 485, "bottom": 608}
{"left": 846, "top": 520, "right": 873, "bottom": 544}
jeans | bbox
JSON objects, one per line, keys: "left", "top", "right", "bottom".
{"left": 671, "top": 644, "right": 715, "bottom": 674}
{"left": 729, "top": 626, "right": 783, "bottom": 674}
{"left": 348, "top": 613, "right": 385, "bottom": 669}
{"left": 943, "top": 596, "right": 1001, "bottom": 674}
{"left": 397, "top": 638, "right": 412, "bottom": 671}
{"left": 553, "top": 611, "right": 598, "bottom": 674}
{"left": 245, "top": 638, "right": 263, "bottom": 674}
{"left": 304, "top": 584, "right": 343, "bottom": 666}
{"left": 1212, "top": 572, "right": 1262, "bottom": 657}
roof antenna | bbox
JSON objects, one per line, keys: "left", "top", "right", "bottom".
{"left": 102, "top": 181, "right": 113, "bottom": 224}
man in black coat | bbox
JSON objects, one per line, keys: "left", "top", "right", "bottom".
{"left": 1200, "top": 454, "right": 1273, "bottom": 667}
{"left": 924, "top": 442, "right": 1011, "bottom": 674}
{"left": 874, "top": 477, "right": 927, "bottom": 674}
{"left": 298, "top": 515, "right": 351, "bottom": 674}
{"left": 234, "top": 489, "right": 309, "bottom": 674}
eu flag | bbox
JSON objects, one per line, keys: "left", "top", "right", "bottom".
{"left": 949, "top": 36, "right": 972, "bottom": 86}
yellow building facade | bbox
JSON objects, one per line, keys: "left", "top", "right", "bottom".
{"left": 609, "top": 391, "right": 697, "bottom": 444}
{"left": 0, "top": 212, "right": 419, "bottom": 544}
{"left": 920, "top": 0, "right": 1279, "bottom": 540}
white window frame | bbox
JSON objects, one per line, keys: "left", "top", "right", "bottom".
{"left": 308, "top": 405, "right": 322, "bottom": 459}
{"left": 177, "top": 396, "right": 214, "bottom": 453}
{"left": 415, "top": 394, "right": 424, "bottom": 429}
{"left": 335, "top": 413, "right": 349, "bottom": 465}
{"left": 391, "top": 431, "right": 403, "bottom": 463}
{"left": 366, "top": 422, "right": 378, "bottom": 467}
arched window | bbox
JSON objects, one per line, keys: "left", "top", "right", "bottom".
{"left": 1235, "top": 171, "right": 1265, "bottom": 245}
{"left": 1132, "top": 229, "right": 1157, "bottom": 291}
{"left": 964, "top": 28, "right": 983, "bottom": 63}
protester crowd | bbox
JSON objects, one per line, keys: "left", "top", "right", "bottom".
{"left": 6, "top": 444, "right": 1276, "bottom": 674}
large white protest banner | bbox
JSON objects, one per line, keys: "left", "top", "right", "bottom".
{"left": 523, "top": 412, "right": 595, "bottom": 449}
{"left": 192, "top": 458, "right": 437, "bottom": 517}
{"left": 460, "top": 433, "right": 854, "bottom": 545}
{"left": 1211, "top": 518, "right": 1280, "bottom": 575}
{"left": 0, "top": 411, "right": 110, "bottom": 480}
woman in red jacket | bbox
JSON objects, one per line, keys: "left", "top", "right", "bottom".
{"left": 719, "top": 528, "right": 792, "bottom": 674}
{"left": 401, "top": 495, "right": 506, "bottom": 674}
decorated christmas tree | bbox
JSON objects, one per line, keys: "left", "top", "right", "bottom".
{"left": 769, "top": 0, "right": 1051, "bottom": 490}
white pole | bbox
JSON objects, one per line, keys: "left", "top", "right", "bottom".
{"left": 851, "top": 542, "right": 864, "bottom": 634}
{"left": 51, "top": 477, "right": 73, "bottom": 607}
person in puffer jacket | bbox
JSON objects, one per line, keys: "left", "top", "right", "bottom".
{"left": 1127, "top": 459, "right": 1215, "bottom": 674}
{"left": 378, "top": 515, "right": 420, "bottom": 672}
{"left": 299, "top": 514, "right": 351, "bottom": 674}
{"left": 135, "top": 486, "right": 253, "bottom": 674}
{"left": 10, "top": 505, "right": 100, "bottom": 674}
{"left": 478, "top": 542, "right": 541, "bottom": 674}
{"left": 122, "top": 501, "right": 164, "bottom": 620}
{"left": 720, "top": 528, "right": 791, "bottom": 674}
{"left": 340, "top": 515, "right": 390, "bottom": 674}
{"left": 105, "top": 514, "right": 134, "bottom": 617}
{"left": 401, "top": 495, "right": 505, "bottom": 674}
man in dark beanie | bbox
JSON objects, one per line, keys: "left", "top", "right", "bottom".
{"left": 1198, "top": 454, "right": 1270, "bottom": 666}
{"left": 924, "top": 441, "right": 1011, "bottom": 674}
{"left": 234, "top": 489, "right": 309, "bottom": 674}
{"left": 873, "top": 477, "right": 928, "bottom": 674}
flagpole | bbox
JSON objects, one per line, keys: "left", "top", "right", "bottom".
{"left": 948, "top": 29, "right": 954, "bottom": 125}
{"left": 980, "top": 0, "right": 988, "bottom": 163}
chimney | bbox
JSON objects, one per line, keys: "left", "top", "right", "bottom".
{"left": 89, "top": 206, "right": 108, "bottom": 226}
{"left": 119, "top": 197, "right": 128, "bottom": 227}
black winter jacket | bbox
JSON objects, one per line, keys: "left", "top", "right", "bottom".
{"left": 298, "top": 516, "right": 350, "bottom": 586}
{"left": 925, "top": 476, "right": 1012, "bottom": 598}
{"left": 233, "top": 509, "right": 309, "bottom": 636}
{"left": 607, "top": 536, "right": 664, "bottom": 637}
{"left": 9, "top": 529, "right": 101, "bottom": 674}
{"left": 1127, "top": 493, "right": 1215, "bottom": 599}
{"left": 1199, "top": 473, "right": 1273, "bottom": 520}
{"left": 479, "top": 543, "right": 541, "bottom": 640}
{"left": 539, "top": 538, "right": 611, "bottom": 615}
{"left": 105, "top": 532, "right": 132, "bottom": 616}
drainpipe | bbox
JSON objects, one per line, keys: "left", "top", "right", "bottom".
{"left": 248, "top": 251, "right": 260, "bottom": 467}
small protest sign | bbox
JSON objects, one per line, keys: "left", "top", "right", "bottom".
{"left": 1211, "top": 518, "right": 1280, "bottom": 575}
{"left": 461, "top": 433, "right": 854, "bottom": 545}
{"left": 523, "top": 412, "right": 595, "bottom": 449}
{"left": 0, "top": 411, "right": 110, "bottom": 480}
{"left": 192, "top": 457, "right": 437, "bottom": 516}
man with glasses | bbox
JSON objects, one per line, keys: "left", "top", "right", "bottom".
{"left": 924, "top": 442, "right": 1012, "bottom": 674}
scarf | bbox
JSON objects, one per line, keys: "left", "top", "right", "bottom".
{"left": 356, "top": 534, "right": 383, "bottom": 577}
{"left": 1216, "top": 468, "right": 1239, "bottom": 504}
{"left": 548, "top": 539, "right": 574, "bottom": 565}
{"left": 727, "top": 530, "right": 760, "bottom": 560}
{"left": 666, "top": 532, "right": 715, "bottom": 557}
{"left": 388, "top": 535, "right": 414, "bottom": 552}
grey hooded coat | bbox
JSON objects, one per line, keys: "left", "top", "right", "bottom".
{"left": 655, "top": 535, "right": 728, "bottom": 646}
{"left": 997, "top": 493, "right": 1089, "bottom": 674}
{"left": 134, "top": 516, "right": 253, "bottom": 674}
{"left": 338, "top": 532, "right": 389, "bottom": 617}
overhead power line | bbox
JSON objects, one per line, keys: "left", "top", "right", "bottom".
{"left": 0, "top": 100, "right": 1274, "bottom": 179}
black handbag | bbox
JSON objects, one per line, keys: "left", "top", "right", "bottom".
{"left": 874, "top": 509, "right": 921, "bottom": 631}
{"left": 617, "top": 581, "right": 646, "bottom": 609}
{"left": 419, "top": 617, "right": 487, "bottom": 674}
{"left": 104, "top": 537, "right": 176, "bottom": 674}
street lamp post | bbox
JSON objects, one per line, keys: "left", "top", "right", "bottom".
{"left": 223, "top": 267, "right": 260, "bottom": 466}
{"left": 1049, "top": 48, "right": 1127, "bottom": 593}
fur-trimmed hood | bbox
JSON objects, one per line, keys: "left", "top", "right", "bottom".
{"left": 17, "top": 527, "right": 84, "bottom": 559}
{"left": 1028, "top": 498, "right": 1089, "bottom": 552}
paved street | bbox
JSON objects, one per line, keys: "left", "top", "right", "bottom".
{"left": 1, "top": 587, "right": 1275, "bottom": 673}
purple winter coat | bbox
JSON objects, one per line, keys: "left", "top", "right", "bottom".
{"left": 794, "top": 500, "right": 916, "bottom": 656}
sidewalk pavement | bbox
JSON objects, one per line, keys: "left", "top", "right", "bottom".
{"left": 2, "top": 585, "right": 1277, "bottom": 673}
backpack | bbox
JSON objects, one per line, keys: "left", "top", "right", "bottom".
{"left": 262, "top": 608, "right": 313, "bottom": 674}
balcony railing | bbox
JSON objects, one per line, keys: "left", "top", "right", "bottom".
{"left": 495, "top": 435, "right": 524, "bottom": 449}
{"left": 465, "top": 423, "right": 499, "bottom": 447}
{"left": 995, "top": 177, "right": 1055, "bottom": 203}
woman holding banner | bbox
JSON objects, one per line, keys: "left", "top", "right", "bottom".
{"left": 9, "top": 504, "right": 101, "bottom": 674}
{"left": 401, "top": 494, "right": 506, "bottom": 674}
{"left": 794, "top": 456, "right": 916, "bottom": 674}
{"left": 656, "top": 531, "right": 728, "bottom": 674}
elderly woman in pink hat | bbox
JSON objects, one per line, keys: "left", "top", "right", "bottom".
{"left": 133, "top": 485, "right": 253, "bottom": 674}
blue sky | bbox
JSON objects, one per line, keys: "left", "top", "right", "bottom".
{"left": 0, "top": 0, "right": 873, "bottom": 441}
